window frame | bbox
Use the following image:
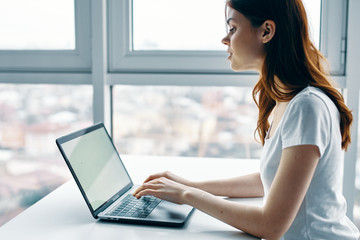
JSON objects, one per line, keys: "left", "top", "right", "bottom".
{"left": 108, "top": 0, "right": 230, "bottom": 74}
{"left": 320, "top": 0, "right": 348, "bottom": 76}
{"left": 108, "top": 0, "right": 347, "bottom": 77}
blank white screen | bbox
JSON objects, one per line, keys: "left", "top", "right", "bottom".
{"left": 61, "top": 128, "right": 131, "bottom": 210}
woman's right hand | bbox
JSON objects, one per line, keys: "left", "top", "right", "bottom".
{"left": 142, "top": 171, "right": 194, "bottom": 187}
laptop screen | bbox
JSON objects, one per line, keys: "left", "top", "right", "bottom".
{"left": 60, "top": 126, "right": 131, "bottom": 211}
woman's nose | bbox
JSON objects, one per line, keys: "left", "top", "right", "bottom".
{"left": 222, "top": 35, "right": 230, "bottom": 46}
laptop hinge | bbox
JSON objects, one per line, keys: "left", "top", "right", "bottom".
{"left": 94, "top": 183, "right": 134, "bottom": 216}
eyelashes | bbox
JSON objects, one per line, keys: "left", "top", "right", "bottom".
{"left": 229, "top": 27, "right": 236, "bottom": 33}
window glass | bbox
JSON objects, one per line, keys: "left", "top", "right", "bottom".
{"left": 132, "top": 0, "right": 321, "bottom": 51}
{"left": 0, "top": 0, "right": 75, "bottom": 50}
{"left": 303, "top": 0, "right": 321, "bottom": 49}
{"left": 113, "top": 86, "right": 261, "bottom": 159}
{"left": 132, "top": 0, "right": 226, "bottom": 51}
{"left": 0, "top": 84, "right": 92, "bottom": 227}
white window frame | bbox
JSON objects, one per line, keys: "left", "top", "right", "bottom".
{"left": 108, "top": 0, "right": 347, "bottom": 78}
{"left": 108, "top": 0, "right": 230, "bottom": 74}
{"left": 0, "top": 0, "right": 91, "bottom": 73}
{"left": 320, "top": 0, "right": 348, "bottom": 76}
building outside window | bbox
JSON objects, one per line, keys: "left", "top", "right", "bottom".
{"left": 0, "top": 84, "right": 92, "bottom": 226}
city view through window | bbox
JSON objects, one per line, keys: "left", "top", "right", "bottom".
{"left": 113, "top": 86, "right": 261, "bottom": 159}
{"left": 0, "top": 85, "right": 92, "bottom": 226}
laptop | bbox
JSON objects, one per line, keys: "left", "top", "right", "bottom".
{"left": 56, "top": 122, "right": 194, "bottom": 227}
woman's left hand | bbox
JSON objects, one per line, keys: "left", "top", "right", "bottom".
{"left": 133, "top": 176, "right": 192, "bottom": 205}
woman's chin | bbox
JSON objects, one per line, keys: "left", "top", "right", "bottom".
{"left": 230, "top": 63, "right": 259, "bottom": 73}
{"left": 230, "top": 63, "right": 245, "bottom": 72}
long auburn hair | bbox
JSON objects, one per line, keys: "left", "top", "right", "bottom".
{"left": 226, "top": 0, "right": 352, "bottom": 150}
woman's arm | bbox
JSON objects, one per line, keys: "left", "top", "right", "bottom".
{"left": 142, "top": 171, "right": 264, "bottom": 198}
{"left": 134, "top": 144, "right": 320, "bottom": 239}
{"left": 193, "top": 172, "right": 264, "bottom": 198}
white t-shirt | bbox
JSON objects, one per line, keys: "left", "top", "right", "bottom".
{"left": 260, "top": 86, "right": 360, "bottom": 239}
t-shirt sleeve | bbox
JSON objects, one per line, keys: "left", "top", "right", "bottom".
{"left": 280, "top": 94, "right": 331, "bottom": 157}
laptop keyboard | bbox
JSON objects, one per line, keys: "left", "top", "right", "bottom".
{"left": 107, "top": 194, "right": 162, "bottom": 218}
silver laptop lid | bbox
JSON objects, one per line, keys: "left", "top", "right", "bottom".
{"left": 56, "top": 123, "right": 133, "bottom": 218}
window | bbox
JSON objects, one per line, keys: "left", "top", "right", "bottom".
{"left": 0, "top": 84, "right": 92, "bottom": 226}
{"left": 108, "top": 0, "right": 346, "bottom": 75}
{"left": 0, "top": 0, "right": 91, "bottom": 72}
{"left": 303, "top": 0, "right": 321, "bottom": 49}
{"left": 113, "top": 86, "right": 261, "bottom": 159}
{"left": 0, "top": 0, "right": 92, "bottom": 226}
{"left": 109, "top": 0, "right": 339, "bottom": 159}
{"left": 0, "top": 0, "right": 75, "bottom": 50}
{"left": 132, "top": 0, "right": 226, "bottom": 51}
{"left": 132, "top": 0, "right": 320, "bottom": 51}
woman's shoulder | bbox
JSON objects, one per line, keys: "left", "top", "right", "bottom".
{"left": 284, "top": 86, "right": 338, "bottom": 124}
{"left": 289, "top": 86, "right": 330, "bottom": 110}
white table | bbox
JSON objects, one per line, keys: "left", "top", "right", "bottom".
{"left": 0, "top": 155, "right": 262, "bottom": 240}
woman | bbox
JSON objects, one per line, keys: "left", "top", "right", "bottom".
{"left": 134, "top": 0, "right": 360, "bottom": 239}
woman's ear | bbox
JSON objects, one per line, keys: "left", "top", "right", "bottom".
{"left": 261, "top": 20, "right": 276, "bottom": 43}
